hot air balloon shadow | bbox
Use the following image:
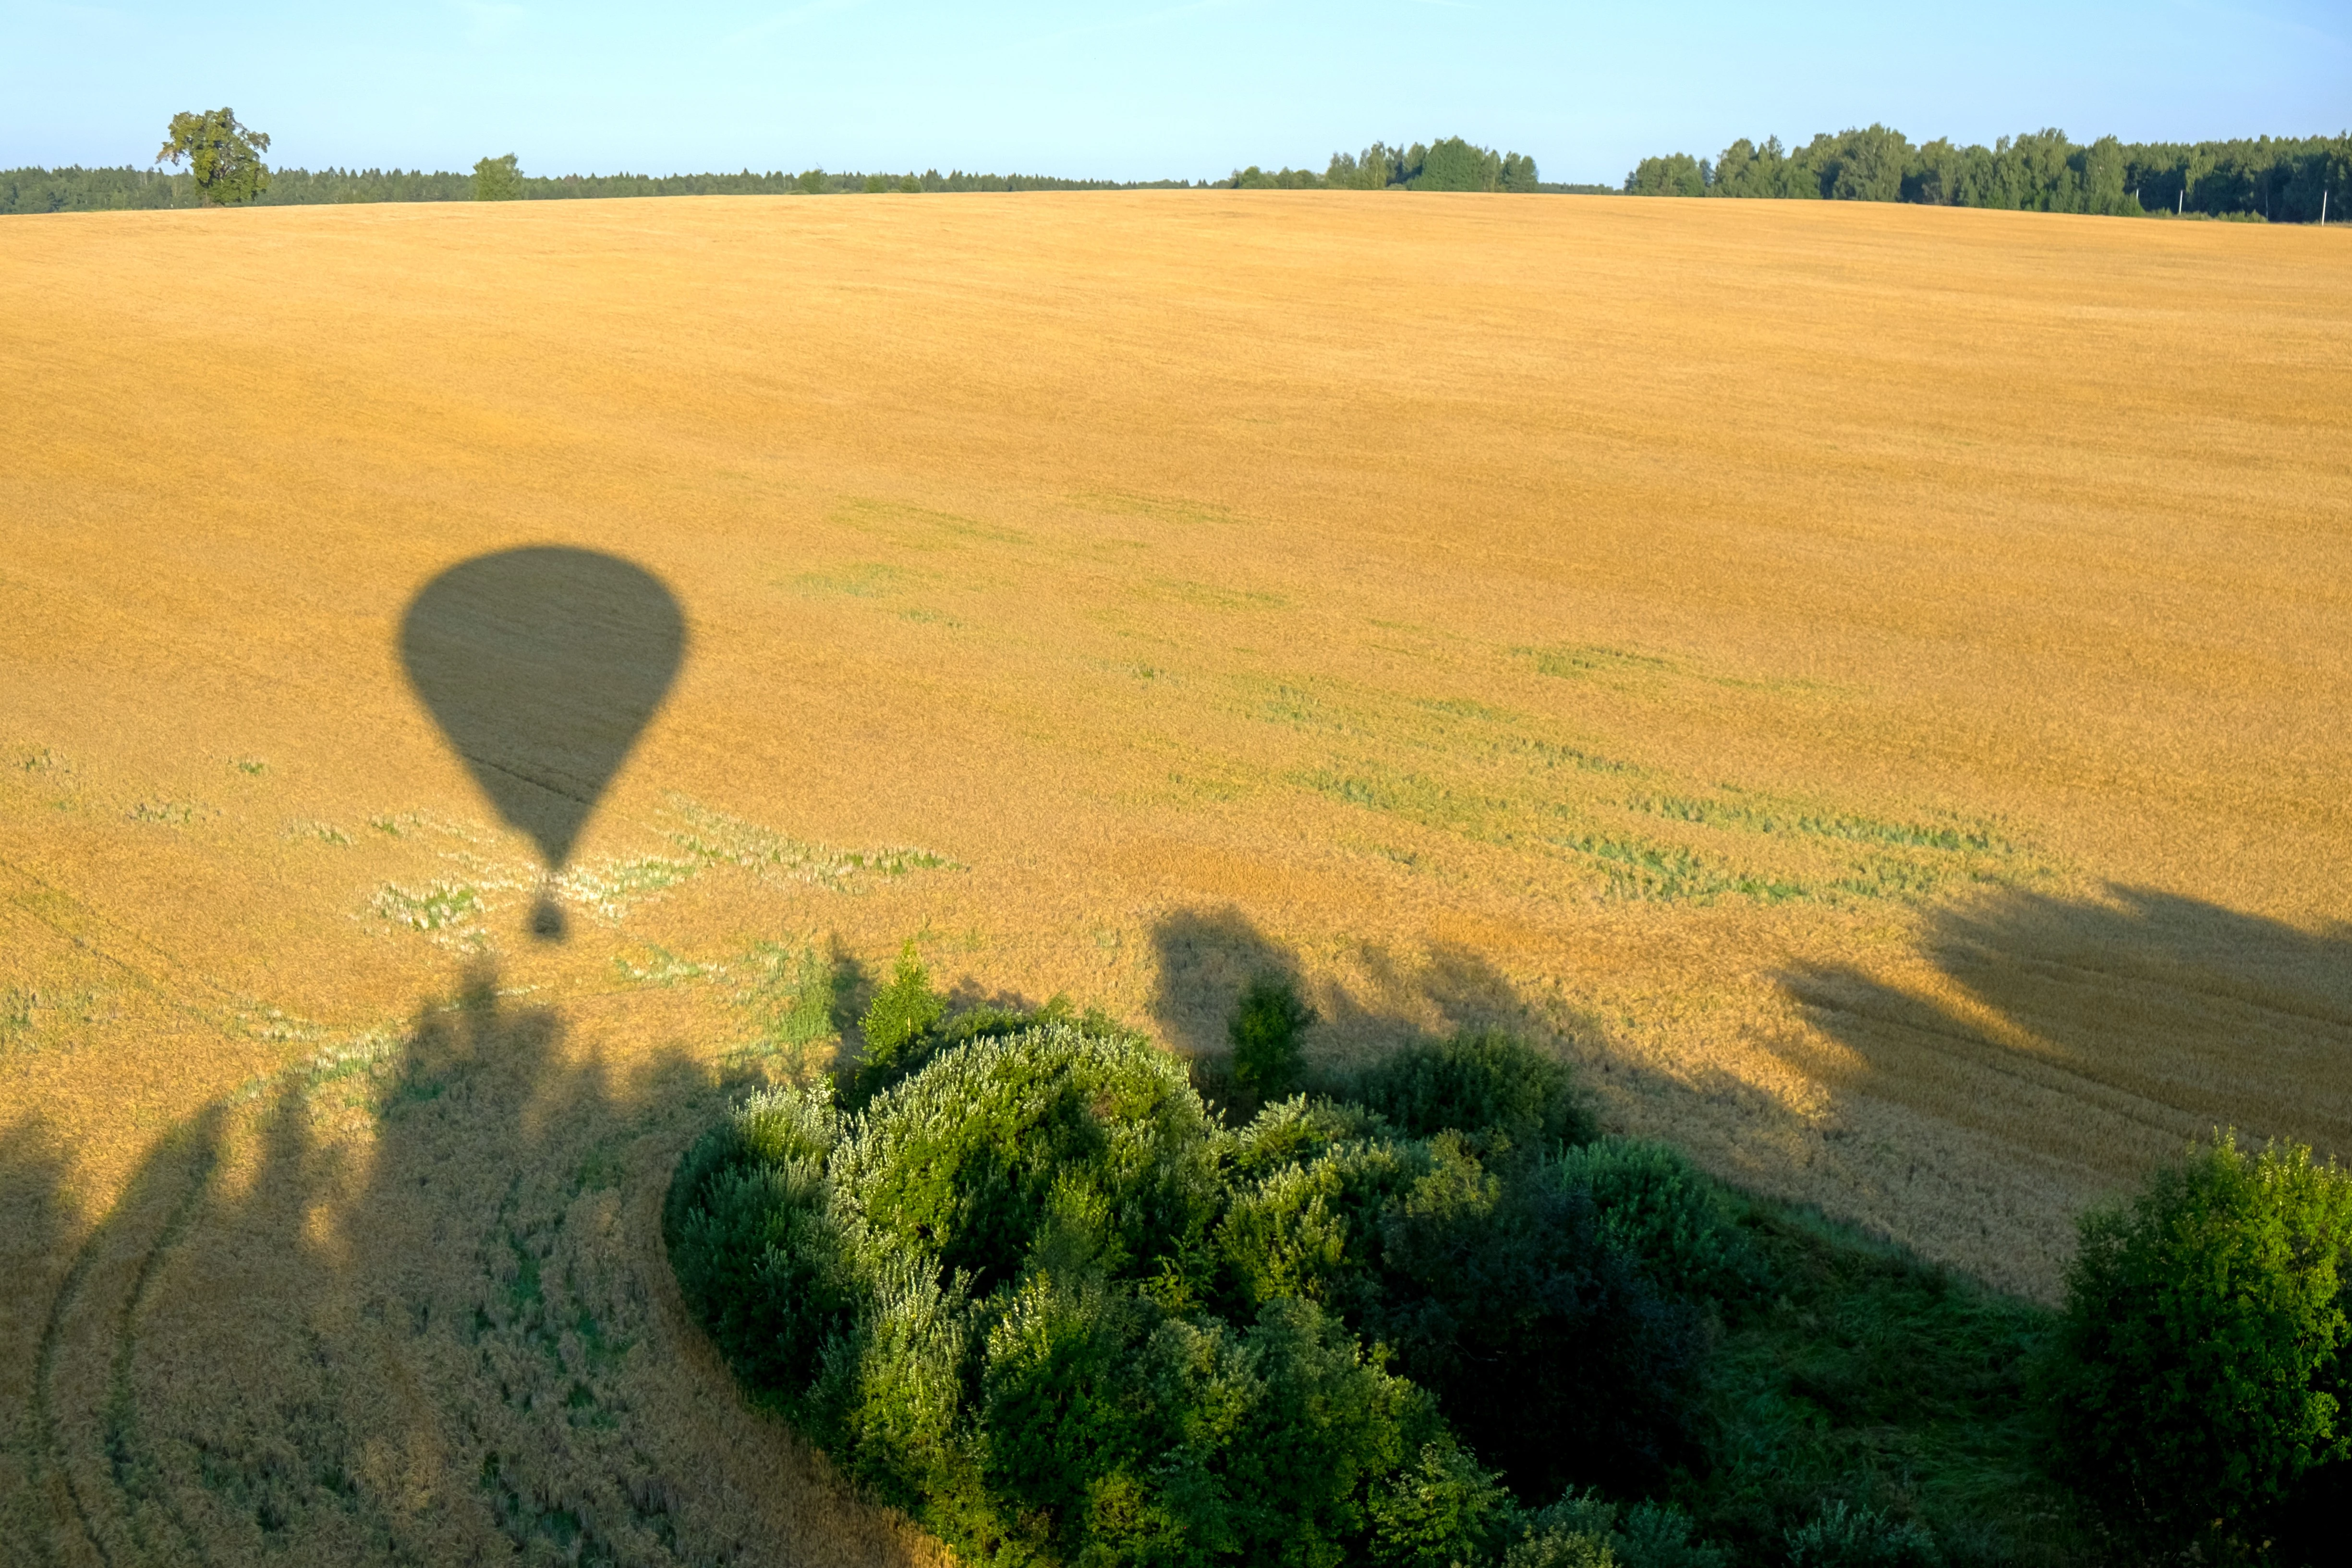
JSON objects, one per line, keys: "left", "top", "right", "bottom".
{"left": 399, "top": 547, "right": 686, "bottom": 941}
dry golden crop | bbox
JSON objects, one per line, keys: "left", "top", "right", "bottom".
{"left": 3, "top": 191, "right": 2347, "bottom": 1563}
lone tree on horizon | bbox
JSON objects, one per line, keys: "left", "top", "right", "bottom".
{"left": 157, "top": 108, "right": 271, "bottom": 204}
{"left": 472, "top": 153, "right": 522, "bottom": 201}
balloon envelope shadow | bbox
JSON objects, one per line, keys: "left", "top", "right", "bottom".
{"left": 399, "top": 547, "right": 686, "bottom": 940}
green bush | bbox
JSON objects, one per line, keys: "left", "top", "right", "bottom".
{"left": 1229, "top": 974, "right": 1316, "bottom": 1102}
{"left": 834, "top": 1021, "right": 1224, "bottom": 1299}
{"left": 1209, "top": 1101, "right": 1703, "bottom": 1499}
{"left": 671, "top": 997, "right": 1756, "bottom": 1562}
{"left": 2044, "top": 1133, "right": 2352, "bottom": 1549}
{"left": 1358, "top": 1139, "right": 1705, "bottom": 1498}
{"left": 1369, "top": 1440, "right": 1515, "bottom": 1568}
{"left": 1782, "top": 1500, "right": 1939, "bottom": 1567}
{"left": 1554, "top": 1138, "right": 1760, "bottom": 1305}
{"left": 1502, "top": 1491, "right": 1724, "bottom": 1568}
{"left": 1347, "top": 1030, "right": 1594, "bottom": 1155}
{"left": 857, "top": 943, "right": 946, "bottom": 1084}
{"left": 668, "top": 1024, "right": 1507, "bottom": 1566}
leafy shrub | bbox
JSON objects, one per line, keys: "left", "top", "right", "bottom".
{"left": 663, "top": 1085, "right": 856, "bottom": 1404}
{"left": 1612, "top": 1501, "right": 1730, "bottom": 1568}
{"left": 1210, "top": 1102, "right": 1705, "bottom": 1499}
{"left": 672, "top": 1001, "right": 1741, "bottom": 1563}
{"left": 834, "top": 1022, "right": 1225, "bottom": 1300}
{"left": 1555, "top": 1138, "right": 1760, "bottom": 1304}
{"left": 856, "top": 942, "right": 946, "bottom": 1087}
{"left": 669, "top": 1024, "right": 1500, "bottom": 1566}
{"left": 1229, "top": 974, "right": 1317, "bottom": 1102}
{"left": 1358, "top": 1139, "right": 1706, "bottom": 1499}
{"left": 1369, "top": 1440, "right": 1515, "bottom": 1568}
{"left": 1347, "top": 1030, "right": 1594, "bottom": 1155}
{"left": 1782, "top": 1500, "right": 1939, "bottom": 1567}
{"left": 1502, "top": 1491, "right": 1724, "bottom": 1568}
{"left": 2044, "top": 1133, "right": 2352, "bottom": 1548}
{"left": 1503, "top": 1523, "right": 1616, "bottom": 1568}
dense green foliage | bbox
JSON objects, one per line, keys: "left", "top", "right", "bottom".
{"left": 2044, "top": 1135, "right": 2352, "bottom": 1555}
{"left": 1626, "top": 124, "right": 2352, "bottom": 222}
{"left": 669, "top": 1020, "right": 1503, "bottom": 1565}
{"left": 155, "top": 107, "right": 271, "bottom": 205}
{"left": 668, "top": 972, "right": 2102, "bottom": 1563}
{"left": 1684, "top": 1206, "right": 2070, "bottom": 1563}
{"left": 674, "top": 963, "right": 2352, "bottom": 1565}
{"left": 1556, "top": 1137, "right": 1760, "bottom": 1305}
{"left": 1347, "top": 1030, "right": 1593, "bottom": 1155}
{"left": 1228, "top": 974, "right": 1316, "bottom": 1102}
{"left": 665, "top": 974, "right": 1760, "bottom": 1565}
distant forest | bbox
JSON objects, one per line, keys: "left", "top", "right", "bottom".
{"left": 0, "top": 135, "right": 1566, "bottom": 214}
{"left": 0, "top": 164, "right": 1195, "bottom": 214}
{"left": 11, "top": 126, "right": 2343, "bottom": 218}
{"left": 1625, "top": 126, "right": 2350, "bottom": 222}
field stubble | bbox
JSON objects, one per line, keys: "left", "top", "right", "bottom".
{"left": 2, "top": 192, "right": 2348, "bottom": 1562}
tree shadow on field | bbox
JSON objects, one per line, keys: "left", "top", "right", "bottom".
{"left": 0, "top": 1118, "right": 80, "bottom": 1556}
{"left": 8, "top": 965, "right": 946, "bottom": 1568}
{"left": 400, "top": 547, "right": 688, "bottom": 942}
{"left": 1149, "top": 905, "right": 1590, "bottom": 1116}
{"left": 1775, "top": 883, "right": 2352, "bottom": 1192}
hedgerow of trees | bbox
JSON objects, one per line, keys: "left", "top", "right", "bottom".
{"left": 1625, "top": 124, "right": 2352, "bottom": 222}
{"left": 2, "top": 132, "right": 1555, "bottom": 215}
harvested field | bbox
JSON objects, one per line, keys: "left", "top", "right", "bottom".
{"left": 3, "top": 191, "right": 2348, "bottom": 1562}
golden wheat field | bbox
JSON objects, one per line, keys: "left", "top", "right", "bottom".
{"left": 3, "top": 190, "right": 2348, "bottom": 1563}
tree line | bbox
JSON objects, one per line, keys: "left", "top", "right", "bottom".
{"left": 3, "top": 119, "right": 1563, "bottom": 215}
{"left": 1224, "top": 135, "right": 1548, "bottom": 191}
{"left": 0, "top": 161, "right": 1205, "bottom": 215}
{"left": 1625, "top": 124, "right": 2352, "bottom": 221}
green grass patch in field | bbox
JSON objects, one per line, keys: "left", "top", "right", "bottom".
{"left": 1521, "top": 642, "right": 1678, "bottom": 680}
{"left": 370, "top": 882, "right": 482, "bottom": 932}
{"left": 1298, "top": 761, "right": 1515, "bottom": 843}
{"left": 1627, "top": 790, "right": 2015, "bottom": 856}
{"left": 835, "top": 495, "right": 1034, "bottom": 546}
{"left": 612, "top": 944, "right": 713, "bottom": 987}
{"left": 659, "top": 795, "right": 957, "bottom": 889}
{"left": 722, "top": 940, "right": 852, "bottom": 1082}
{"left": 127, "top": 798, "right": 209, "bottom": 826}
{"left": 1680, "top": 1202, "right": 2081, "bottom": 1565}
{"left": 788, "top": 561, "right": 908, "bottom": 598}
{"left": 555, "top": 855, "right": 703, "bottom": 919}
{"left": 1550, "top": 831, "right": 1810, "bottom": 904}
{"left": 1, "top": 988, "right": 34, "bottom": 1047}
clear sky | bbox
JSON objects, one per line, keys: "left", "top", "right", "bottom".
{"left": 4, "top": 0, "right": 2347, "bottom": 186}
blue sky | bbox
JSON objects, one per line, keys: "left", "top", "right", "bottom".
{"left": 4, "top": 0, "right": 2346, "bottom": 185}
